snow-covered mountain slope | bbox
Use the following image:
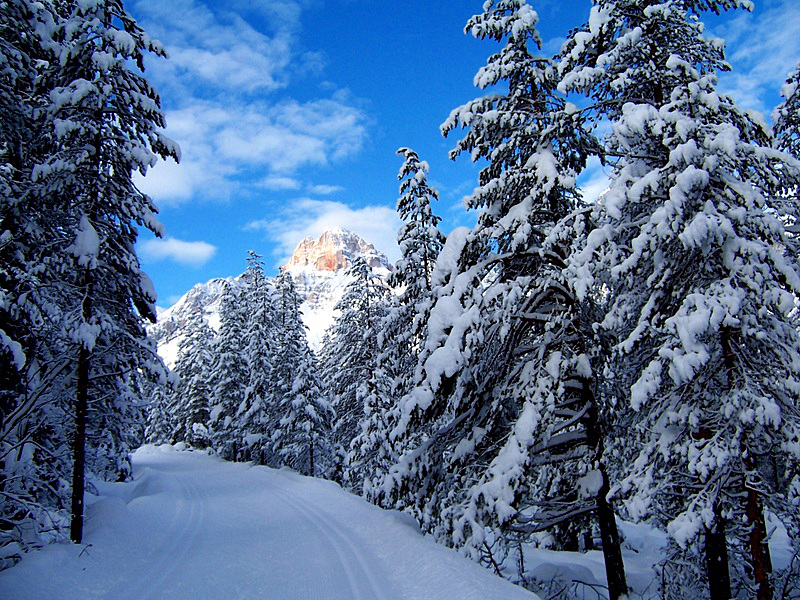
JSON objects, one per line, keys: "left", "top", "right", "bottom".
{"left": 284, "top": 228, "right": 392, "bottom": 348}
{"left": 0, "top": 445, "right": 537, "bottom": 600}
{"left": 148, "top": 276, "right": 238, "bottom": 368}
{"left": 148, "top": 228, "right": 392, "bottom": 366}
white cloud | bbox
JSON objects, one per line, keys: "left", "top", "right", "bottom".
{"left": 245, "top": 198, "right": 403, "bottom": 266}
{"left": 139, "top": 237, "right": 218, "bottom": 266}
{"left": 130, "top": 0, "right": 369, "bottom": 206}
{"left": 711, "top": 0, "right": 800, "bottom": 114}
{"left": 259, "top": 176, "right": 302, "bottom": 191}
{"left": 136, "top": 96, "right": 368, "bottom": 205}
{"left": 307, "top": 184, "right": 343, "bottom": 195}
{"left": 132, "top": 0, "right": 314, "bottom": 95}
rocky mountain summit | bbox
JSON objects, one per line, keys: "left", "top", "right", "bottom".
{"left": 285, "top": 228, "right": 390, "bottom": 272}
{"left": 149, "top": 229, "right": 392, "bottom": 365}
{"left": 282, "top": 228, "right": 391, "bottom": 347}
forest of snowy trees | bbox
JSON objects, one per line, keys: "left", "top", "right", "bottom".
{"left": 3, "top": 0, "right": 800, "bottom": 598}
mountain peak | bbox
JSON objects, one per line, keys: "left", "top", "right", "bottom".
{"left": 284, "top": 228, "right": 391, "bottom": 272}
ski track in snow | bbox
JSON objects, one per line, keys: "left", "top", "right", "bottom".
{"left": 123, "top": 470, "right": 207, "bottom": 600}
{"left": 0, "top": 446, "right": 537, "bottom": 600}
{"left": 266, "top": 472, "right": 391, "bottom": 600}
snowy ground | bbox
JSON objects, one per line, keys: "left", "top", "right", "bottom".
{"left": 0, "top": 445, "right": 536, "bottom": 599}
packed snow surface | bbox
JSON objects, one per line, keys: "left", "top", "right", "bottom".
{"left": 0, "top": 445, "right": 536, "bottom": 599}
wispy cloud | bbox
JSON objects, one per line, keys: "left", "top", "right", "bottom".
{"left": 258, "top": 176, "right": 303, "bottom": 191}
{"left": 307, "top": 184, "right": 343, "bottom": 195}
{"left": 245, "top": 198, "right": 403, "bottom": 266}
{"left": 711, "top": 0, "right": 800, "bottom": 114}
{"left": 139, "top": 237, "right": 218, "bottom": 266}
{"left": 132, "top": 0, "right": 315, "bottom": 96}
{"left": 130, "top": 0, "right": 369, "bottom": 206}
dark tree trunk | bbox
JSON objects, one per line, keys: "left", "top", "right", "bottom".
{"left": 581, "top": 377, "right": 628, "bottom": 600}
{"left": 70, "top": 263, "right": 94, "bottom": 544}
{"left": 744, "top": 458, "right": 773, "bottom": 600}
{"left": 720, "top": 328, "right": 773, "bottom": 600}
{"left": 595, "top": 465, "right": 628, "bottom": 600}
{"left": 70, "top": 346, "right": 90, "bottom": 543}
{"left": 704, "top": 503, "right": 731, "bottom": 600}
{"left": 308, "top": 438, "right": 314, "bottom": 478}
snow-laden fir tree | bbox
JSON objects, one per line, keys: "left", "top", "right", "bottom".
{"left": 0, "top": 0, "right": 69, "bottom": 561}
{"left": 207, "top": 280, "right": 249, "bottom": 460}
{"left": 359, "top": 148, "right": 445, "bottom": 500}
{"left": 169, "top": 313, "right": 215, "bottom": 448}
{"left": 237, "top": 252, "right": 279, "bottom": 465}
{"left": 143, "top": 379, "right": 175, "bottom": 445}
{"left": 380, "top": 2, "right": 629, "bottom": 594}
{"left": 560, "top": 1, "right": 800, "bottom": 597}
{"left": 26, "top": 0, "right": 178, "bottom": 544}
{"left": 319, "top": 256, "right": 388, "bottom": 487}
{"left": 270, "top": 271, "right": 334, "bottom": 477}
{"left": 383, "top": 148, "right": 446, "bottom": 399}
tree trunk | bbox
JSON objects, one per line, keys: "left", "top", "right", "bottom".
{"left": 70, "top": 266, "right": 93, "bottom": 544}
{"left": 704, "top": 503, "right": 731, "bottom": 600}
{"left": 720, "top": 328, "right": 773, "bottom": 599}
{"left": 309, "top": 438, "right": 314, "bottom": 478}
{"left": 595, "top": 465, "right": 628, "bottom": 600}
{"left": 744, "top": 453, "right": 773, "bottom": 600}
{"left": 70, "top": 346, "right": 90, "bottom": 544}
{"left": 581, "top": 376, "right": 628, "bottom": 600}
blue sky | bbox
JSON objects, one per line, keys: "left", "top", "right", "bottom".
{"left": 130, "top": 0, "right": 800, "bottom": 307}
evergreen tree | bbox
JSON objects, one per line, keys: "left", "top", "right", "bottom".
{"left": 0, "top": 0, "right": 68, "bottom": 560}
{"left": 361, "top": 148, "right": 445, "bottom": 500}
{"left": 560, "top": 1, "right": 800, "bottom": 597}
{"left": 237, "top": 252, "right": 278, "bottom": 465}
{"left": 271, "top": 271, "right": 334, "bottom": 477}
{"left": 207, "top": 280, "right": 248, "bottom": 460}
{"left": 27, "top": 0, "right": 178, "bottom": 545}
{"left": 143, "top": 379, "right": 175, "bottom": 445}
{"left": 380, "top": 3, "right": 629, "bottom": 593}
{"left": 774, "top": 63, "right": 800, "bottom": 159}
{"left": 384, "top": 147, "right": 446, "bottom": 398}
{"left": 320, "top": 256, "right": 387, "bottom": 487}
{"left": 170, "top": 314, "right": 214, "bottom": 448}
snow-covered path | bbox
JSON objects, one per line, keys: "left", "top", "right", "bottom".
{"left": 0, "top": 445, "right": 535, "bottom": 599}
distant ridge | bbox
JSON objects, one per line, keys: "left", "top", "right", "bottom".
{"left": 148, "top": 229, "right": 393, "bottom": 364}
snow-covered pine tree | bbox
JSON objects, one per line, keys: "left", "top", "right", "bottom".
{"left": 170, "top": 313, "right": 214, "bottom": 448}
{"left": 774, "top": 63, "right": 800, "bottom": 158}
{"left": 560, "top": 1, "right": 800, "bottom": 597}
{"left": 207, "top": 280, "right": 248, "bottom": 460}
{"left": 381, "top": 2, "right": 628, "bottom": 593}
{"left": 270, "top": 271, "right": 334, "bottom": 477}
{"left": 237, "top": 252, "right": 279, "bottom": 465}
{"left": 384, "top": 148, "right": 446, "bottom": 399}
{"left": 360, "top": 148, "right": 445, "bottom": 500}
{"left": 0, "top": 0, "right": 71, "bottom": 560}
{"left": 28, "top": 0, "right": 178, "bottom": 544}
{"left": 143, "top": 379, "right": 174, "bottom": 445}
{"left": 319, "top": 256, "right": 387, "bottom": 488}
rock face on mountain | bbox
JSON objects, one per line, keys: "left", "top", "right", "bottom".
{"left": 148, "top": 229, "right": 392, "bottom": 365}
{"left": 283, "top": 228, "right": 391, "bottom": 347}
{"left": 286, "top": 229, "right": 389, "bottom": 272}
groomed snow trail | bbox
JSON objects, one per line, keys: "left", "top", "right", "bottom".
{"left": 0, "top": 445, "right": 536, "bottom": 599}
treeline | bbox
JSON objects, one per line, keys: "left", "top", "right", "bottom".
{"left": 343, "top": 3, "right": 800, "bottom": 598}
{"left": 0, "top": 0, "right": 178, "bottom": 562}
{"left": 162, "top": 1, "right": 800, "bottom": 598}
{"left": 146, "top": 256, "right": 333, "bottom": 477}
{"left": 4, "top": 0, "right": 800, "bottom": 598}
{"left": 373, "top": 1, "right": 800, "bottom": 597}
